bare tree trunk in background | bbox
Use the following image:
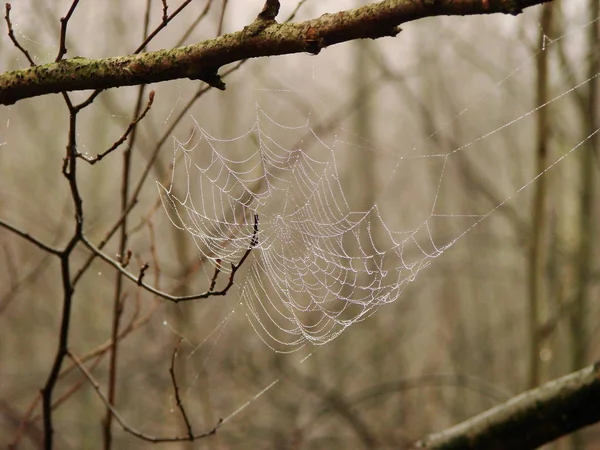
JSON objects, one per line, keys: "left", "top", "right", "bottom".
{"left": 353, "top": 16, "right": 377, "bottom": 223}
{"left": 528, "top": 2, "right": 554, "bottom": 390}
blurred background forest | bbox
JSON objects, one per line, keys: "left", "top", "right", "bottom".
{"left": 0, "top": 0, "right": 598, "bottom": 448}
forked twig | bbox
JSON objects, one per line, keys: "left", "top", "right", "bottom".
{"left": 169, "top": 338, "right": 194, "bottom": 440}
{"left": 10, "top": 292, "right": 160, "bottom": 448}
{"left": 79, "top": 91, "right": 155, "bottom": 164}
{"left": 67, "top": 351, "right": 221, "bottom": 443}
{"left": 71, "top": 199, "right": 139, "bottom": 286}
{"left": 55, "top": 0, "right": 81, "bottom": 61}
{"left": 161, "top": 0, "right": 169, "bottom": 22}
{"left": 225, "top": 214, "right": 259, "bottom": 289}
{"left": 4, "top": 3, "right": 35, "bottom": 66}
{"left": 81, "top": 214, "right": 259, "bottom": 303}
{"left": 134, "top": 0, "right": 195, "bottom": 54}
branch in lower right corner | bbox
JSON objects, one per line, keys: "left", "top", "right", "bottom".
{"left": 414, "top": 362, "right": 600, "bottom": 449}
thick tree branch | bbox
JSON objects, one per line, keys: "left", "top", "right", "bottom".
{"left": 414, "top": 362, "right": 600, "bottom": 449}
{"left": 1, "top": 0, "right": 551, "bottom": 106}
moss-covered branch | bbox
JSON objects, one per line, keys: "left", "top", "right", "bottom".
{"left": 0, "top": 0, "right": 550, "bottom": 106}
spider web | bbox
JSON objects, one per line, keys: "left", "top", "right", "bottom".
{"left": 157, "top": 105, "right": 469, "bottom": 352}
{"left": 157, "top": 13, "right": 599, "bottom": 354}
{"left": 130, "top": 7, "right": 600, "bottom": 443}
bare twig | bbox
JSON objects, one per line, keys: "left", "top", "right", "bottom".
{"left": 104, "top": 7, "right": 155, "bottom": 441}
{"left": 0, "top": 218, "right": 61, "bottom": 256}
{"left": 174, "top": 0, "right": 215, "bottom": 47}
{"left": 209, "top": 260, "right": 222, "bottom": 291}
{"left": 70, "top": 199, "right": 139, "bottom": 287}
{"left": 145, "top": 210, "right": 162, "bottom": 289}
{"left": 68, "top": 351, "right": 221, "bottom": 442}
{"left": 12, "top": 292, "right": 158, "bottom": 448}
{"left": 80, "top": 213, "right": 259, "bottom": 303}
{"left": 55, "top": 0, "right": 81, "bottom": 61}
{"left": 78, "top": 90, "right": 155, "bottom": 164}
{"left": 41, "top": 94, "right": 85, "bottom": 450}
{"left": 4, "top": 3, "right": 35, "bottom": 66}
{"left": 225, "top": 214, "right": 259, "bottom": 287}
{"left": 161, "top": 0, "right": 169, "bottom": 22}
{"left": 286, "top": 0, "right": 310, "bottom": 23}
{"left": 119, "top": 249, "right": 132, "bottom": 268}
{"left": 216, "top": 0, "right": 229, "bottom": 36}
{"left": 72, "top": 88, "right": 103, "bottom": 111}
{"left": 8, "top": 392, "right": 42, "bottom": 449}
{"left": 137, "top": 263, "right": 149, "bottom": 286}
{"left": 12, "top": 291, "right": 158, "bottom": 447}
{"left": 169, "top": 338, "right": 194, "bottom": 440}
{"left": 134, "top": 0, "right": 195, "bottom": 54}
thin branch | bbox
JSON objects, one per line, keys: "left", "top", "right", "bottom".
{"left": 169, "top": 338, "right": 194, "bottom": 440}
{"left": 209, "top": 260, "right": 222, "bottom": 291}
{"left": 133, "top": 0, "right": 195, "bottom": 54}
{"left": 73, "top": 88, "right": 102, "bottom": 111}
{"left": 8, "top": 393, "right": 41, "bottom": 450}
{"left": 80, "top": 213, "right": 258, "bottom": 303}
{"left": 11, "top": 292, "right": 157, "bottom": 449}
{"left": 413, "top": 362, "right": 600, "bottom": 449}
{"left": 104, "top": 13, "right": 155, "bottom": 441}
{"left": 41, "top": 98, "right": 83, "bottom": 449}
{"left": 55, "top": 0, "right": 81, "bottom": 62}
{"left": 67, "top": 351, "right": 221, "bottom": 443}
{"left": 44, "top": 352, "right": 105, "bottom": 419}
{"left": 137, "top": 263, "right": 149, "bottom": 286}
{"left": 216, "top": 0, "right": 229, "bottom": 36}
{"left": 174, "top": 0, "right": 215, "bottom": 47}
{"left": 70, "top": 198, "right": 138, "bottom": 287}
{"left": 60, "top": 294, "right": 157, "bottom": 380}
{"left": 161, "top": 0, "right": 169, "bottom": 22}
{"left": 78, "top": 90, "right": 155, "bottom": 164}
{"left": 0, "top": 0, "right": 553, "bottom": 106}
{"left": 0, "top": 218, "right": 61, "bottom": 256}
{"left": 286, "top": 0, "right": 310, "bottom": 23}
{"left": 4, "top": 3, "right": 35, "bottom": 66}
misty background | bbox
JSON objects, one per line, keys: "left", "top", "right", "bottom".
{"left": 0, "top": 1, "right": 598, "bottom": 448}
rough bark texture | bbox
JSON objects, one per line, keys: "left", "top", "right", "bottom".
{"left": 0, "top": 0, "right": 551, "bottom": 106}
